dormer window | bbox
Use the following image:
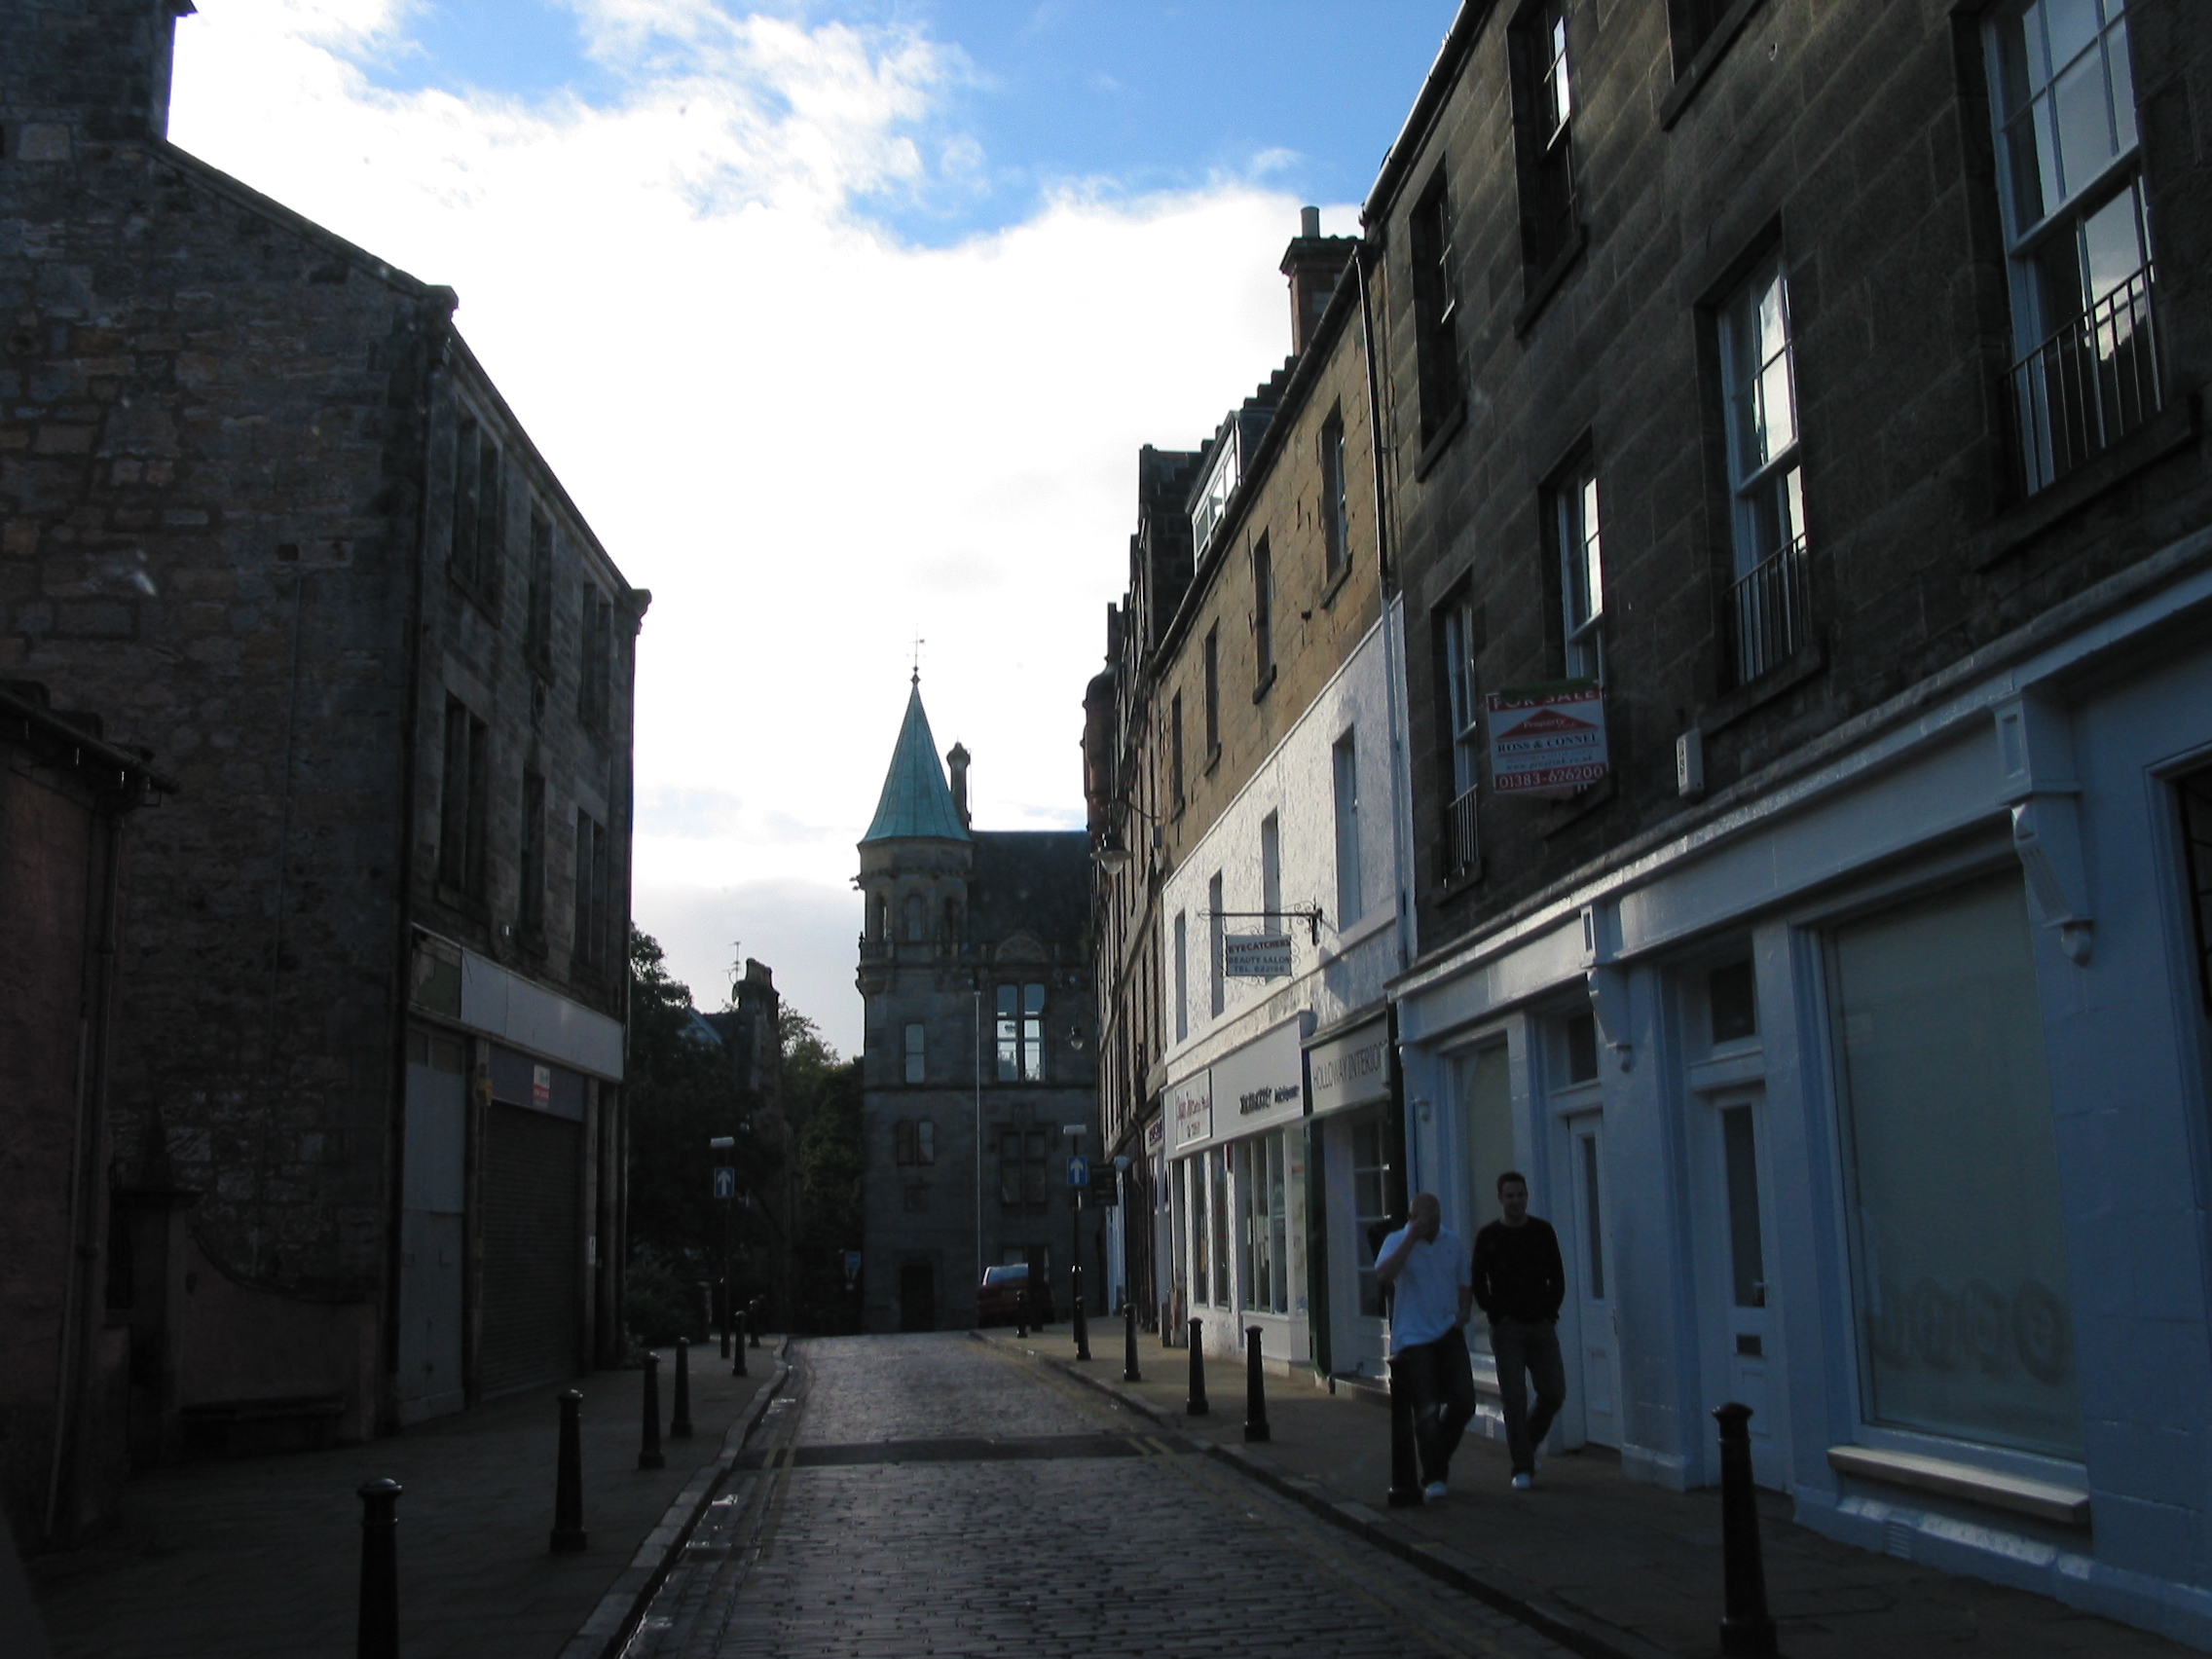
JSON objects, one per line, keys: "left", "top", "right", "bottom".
{"left": 1192, "top": 426, "right": 1241, "bottom": 556}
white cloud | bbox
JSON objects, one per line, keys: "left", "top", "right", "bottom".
{"left": 170, "top": 1, "right": 1331, "bottom": 1052}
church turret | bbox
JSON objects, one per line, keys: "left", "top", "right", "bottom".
{"left": 857, "top": 680, "right": 972, "bottom": 996}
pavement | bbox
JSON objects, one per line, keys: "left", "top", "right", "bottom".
{"left": 27, "top": 1336, "right": 789, "bottom": 1659}
{"left": 982, "top": 1323, "right": 2201, "bottom": 1659}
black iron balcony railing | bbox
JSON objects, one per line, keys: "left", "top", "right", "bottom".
{"left": 1445, "top": 784, "right": 1479, "bottom": 878}
{"left": 2009, "top": 265, "right": 2162, "bottom": 497}
{"left": 1728, "top": 534, "right": 1810, "bottom": 688}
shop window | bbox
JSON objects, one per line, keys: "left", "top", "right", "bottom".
{"left": 1209, "top": 1147, "right": 1233, "bottom": 1308}
{"left": 1454, "top": 1044, "right": 1516, "bottom": 1348}
{"left": 1827, "top": 872, "right": 2083, "bottom": 1459}
{"left": 1186, "top": 1159, "right": 1209, "bottom": 1305}
{"left": 1350, "top": 1113, "right": 1394, "bottom": 1319}
{"left": 2179, "top": 763, "right": 2212, "bottom": 1017}
{"left": 1237, "top": 1130, "right": 1292, "bottom": 1316}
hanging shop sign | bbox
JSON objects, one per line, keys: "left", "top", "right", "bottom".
{"left": 1489, "top": 680, "right": 1609, "bottom": 796}
{"left": 1169, "top": 1071, "right": 1213, "bottom": 1152}
{"left": 1224, "top": 933, "right": 1294, "bottom": 978}
{"left": 1308, "top": 1015, "right": 1391, "bottom": 1119}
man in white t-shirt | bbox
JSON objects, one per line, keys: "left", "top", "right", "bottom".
{"left": 1375, "top": 1191, "right": 1476, "bottom": 1499}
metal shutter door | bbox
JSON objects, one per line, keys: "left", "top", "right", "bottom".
{"left": 478, "top": 1103, "right": 582, "bottom": 1398}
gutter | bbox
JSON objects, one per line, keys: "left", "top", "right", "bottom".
{"left": 1361, "top": 2, "right": 1498, "bottom": 236}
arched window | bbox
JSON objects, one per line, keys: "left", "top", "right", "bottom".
{"left": 873, "top": 896, "right": 889, "bottom": 940}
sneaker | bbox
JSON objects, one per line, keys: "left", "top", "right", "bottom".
{"left": 1511, "top": 1471, "right": 1533, "bottom": 1492}
{"left": 1422, "top": 1480, "right": 1448, "bottom": 1500}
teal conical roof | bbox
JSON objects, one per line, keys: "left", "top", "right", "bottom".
{"left": 861, "top": 682, "right": 970, "bottom": 844}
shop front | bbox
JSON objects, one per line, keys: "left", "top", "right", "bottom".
{"left": 1305, "top": 1010, "right": 1397, "bottom": 1382}
{"left": 1166, "top": 1014, "right": 1311, "bottom": 1364}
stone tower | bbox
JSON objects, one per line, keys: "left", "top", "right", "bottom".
{"left": 855, "top": 682, "right": 1097, "bottom": 1332}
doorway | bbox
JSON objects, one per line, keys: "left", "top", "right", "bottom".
{"left": 899, "top": 1261, "right": 937, "bottom": 1332}
{"left": 1706, "top": 1089, "right": 1786, "bottom": 1487}
{"left": 1564, "top": 1112, "right": 1621, "bottom": 1448}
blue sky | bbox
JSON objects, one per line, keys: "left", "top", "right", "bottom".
{"left": 339, "top": 1, "right": 1451, "bottom": 244}
{"left": 171, "top": 1, "right": 1453, "bottom": 1047}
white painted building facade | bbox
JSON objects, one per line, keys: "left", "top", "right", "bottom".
{"left": 1390, "top": 533, "right": 2212, "bottom": 1644}
{"left": 1159, "top": 613, "right": 1413, "bottom": 1372}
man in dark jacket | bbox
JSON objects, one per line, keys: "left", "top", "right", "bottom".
{"left": 1471, "top": 1170, "right": 1567, "bottom": 1489}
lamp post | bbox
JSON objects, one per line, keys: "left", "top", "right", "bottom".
{"left": 709, "top": 1135, "right": 736, "bottom": 1347}
{"left": 1065, "top": 1123, "right": 1088, "bottom": 1348}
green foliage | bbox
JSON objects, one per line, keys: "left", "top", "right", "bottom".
{"left": 622, "top": 1247, "right": 703, "bottom": 1349}
{"left": 623, "top": 927, "right": 774, "bottom": 1321}
{"left": 783, "top": 1011, "right": 865, "bottom": 1334}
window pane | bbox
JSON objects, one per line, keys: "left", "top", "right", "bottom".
{"left": 2050, "top": 51, "right": 2114, "bottom": 198}
{"left": 1720, "top": 1107, "right": 1765, "bottom": 1308}
{"left": 1830, "top": 874, "right": 2083, "bottom": 1458}
{"left": 2043, "top": 0, "right": 2100, "bottom": 71}
{"left": 2108, "top": 18, "right": 2136, "bottom": 152}
{"left": 2081, "top": 185, "right": 2146, "bottom": 302}
{"left": 1350, "top": 1112, "right": 1390, "bottom": 1319}
{"left": 1210, "top": 1149, "right": 1232, "bottom": 1307}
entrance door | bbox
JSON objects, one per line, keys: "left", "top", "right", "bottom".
{"left": 1565, "top": 1113, "right": 1621, "bottom": 1448}
{"left": 1711, "top": 1091, "right": 1785, "bottom": 1487}
{"left": 899, "top": 1261, "right": 937, "bottom": 1331}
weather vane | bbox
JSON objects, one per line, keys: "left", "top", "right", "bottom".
{"left": 911, "top": 633, "right": 925, "bottom": 686}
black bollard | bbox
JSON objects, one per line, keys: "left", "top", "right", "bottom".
{"left": 639, "top": 1350, "right": 665, "bottom": 1470}
{"left": 749, "top": 1297, "right": 764, "bottom": 1348}
{"left": 1714, "top": 1402, "right": 1779, "bottom": 1657}
{"left": 1186, "top": 1316, "right": 1209, "bottom": 1417}
{"left": 550, "top": 1390, "right": 587, "bottom": 1552}
{"left": 696, "top": 1282, "right": 714, "bottom": 1343}
{"left": 670, "top": 1338, "right": 694, "bottom": 1440}
{"left": 355, "top": 1478, "right": 401, "bottom": 1659}
{"left": 1386, "top": 1356, "right": 1424, "bottom": 1508}
{"left": 1123, "top": 1301, "right": 1141, "bottom": 1382}
{"left": 1073, "top": 1266, "right": 1091, "bottom": 1360}
{"left": 731, "top": 1311, "right": 749, "bottom": 1378}
{"left": 1243, "top": 1325, "right": 1272, "bottom": 1442}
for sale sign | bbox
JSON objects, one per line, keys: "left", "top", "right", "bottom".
{"left": 1488, "top": 680, "right": 1608, "bottom": 796}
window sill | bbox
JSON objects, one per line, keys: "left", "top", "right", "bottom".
{"left": 1972, "top": 396, "right": 2200, "bottom": 571}
{"left": 1204, "top": 745, "right": 1222, "bottom": 778}
{"left": 1659, "top": 0, "right": 1769, "bottom": 130}
{"left": 1414, "top": 401, "right": 1467, "bottom": 482}
{"left": 1317, "top": 560, "right": 1354, "bottom": 612}
{"left": 1436, "top": 858, "right": 1485, "bottom": 904}
{"left": 1513, "top": 224, "right": 1589, "bottom": 340}
{"left": 1541, "top": 770, "right": 1617, "bottom": 838}
{"left": 1251, "top": 665, "right": 1277, "bottom": 705}
{"left": 1826, "top": 1446, "right": 2090, "bottom": 1530}
{"left": 1703, "top": 640, "right": 1826, "bottom": 737}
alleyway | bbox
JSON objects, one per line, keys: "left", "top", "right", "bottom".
{"left": 623, "top": 1334, "right": 1567, "bottom": 1659}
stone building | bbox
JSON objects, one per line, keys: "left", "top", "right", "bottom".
{"left": 703, "top": 958, "right": 795, "bottom": 1325}
{"left": 1087, "top": 208, "right": 1414, "bottom": 1376}
{"left": 856, "top": 681, "right": 1095, "bottom": 1332}
{"left": 1364, "top": 0, "right": 2212, "bottom": 1641}
{"left": 0, "top": 0, "right": 644, "bottom": 1486}
{"left": 0, "top": 682, "right": 167, "bottom": 1547}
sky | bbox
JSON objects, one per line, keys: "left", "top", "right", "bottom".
{"left": 166, "top": 0, "right": 1453, "bottom": 1055}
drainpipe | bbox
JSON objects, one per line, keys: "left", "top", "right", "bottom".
{"left": 46, "top": 786, "right": 129, "bottom": 1542}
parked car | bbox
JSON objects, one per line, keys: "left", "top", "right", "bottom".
{"left": 977, "top": 1263, "right": 1051, "bottom": 1327}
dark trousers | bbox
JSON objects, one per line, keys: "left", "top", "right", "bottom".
{"left": 1491, "top": 1316, "right": 1567, "bottom": 1474}
{"left": 1392, "top": 1325, "right": 1478, "bottom": 1486}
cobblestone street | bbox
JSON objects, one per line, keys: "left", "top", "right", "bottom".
{"left": 624, "top": 1335, "right": 1571, "bottom": 1659}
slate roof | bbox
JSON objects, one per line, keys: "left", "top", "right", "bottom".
{"left": 862, "top": 683, "right": 971, "bottom": 845}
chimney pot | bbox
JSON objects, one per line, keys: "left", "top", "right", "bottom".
{"left": 946, "top": 742, "right": 972, "bottom": 828}
{"left": 1300, "top": 205, "right": 1321, "bottom": 238}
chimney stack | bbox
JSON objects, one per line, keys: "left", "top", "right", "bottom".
{"left": 1279, "top": 206, "right": 1359, "bottom": 356}
{"left": 0, "top": 0, "right": 197, "bottom": 153}
{"left": 946, "top": 743, "right": 971, "bottom": 828}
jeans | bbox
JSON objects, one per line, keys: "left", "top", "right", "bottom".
{"left": 1392, "top": 1325, "right": 1478, "bottom": 1486}
{"left": 1490, "top": 1316, "right": 1567, "bottom": 1474}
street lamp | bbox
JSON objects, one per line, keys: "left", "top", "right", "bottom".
{"left": 709, "top": 1135, "right": 736, "bottom": 1346}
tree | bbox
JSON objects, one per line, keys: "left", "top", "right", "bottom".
{"left": 782, "top": 1011, "right": 864, "bottom": 1332}
{"left": 623, "top": 927, "right": 774, "bottom": 1340}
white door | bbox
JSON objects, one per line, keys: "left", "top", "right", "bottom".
{"left": 1712, "top": 1090, "right": 1786, "bottom": 1487}
{"left": 1565, "top": 1113, "right": 1620, "bottom": 1448}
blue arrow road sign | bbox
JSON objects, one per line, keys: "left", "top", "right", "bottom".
{"left": 713, "top": 1166, "right": 737, "bottom": 1199}
{"left": 1066, "top": 1155, "right": 1089, "bottom": 1189}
